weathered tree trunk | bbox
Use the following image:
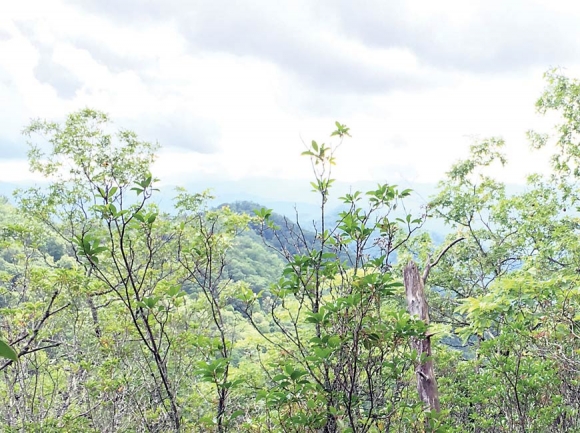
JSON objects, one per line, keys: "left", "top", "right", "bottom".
{"left": 403, "top": 261, "right": 440, "bottom": 413}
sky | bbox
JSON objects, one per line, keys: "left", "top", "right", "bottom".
{"left": 1, "top": 0, "right": 580, "bottom": 208}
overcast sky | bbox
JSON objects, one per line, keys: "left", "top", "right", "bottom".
{"left": 1, "top": 0, "right": 579, "bottom": 203}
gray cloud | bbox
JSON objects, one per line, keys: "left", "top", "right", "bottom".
{"left": 122, "top": 113, "right": 220, "bottom": 154}
{"left": 67, "top": 0, "right": 580, "bottom": 88}
{"left": 175, "top": 1, "right": 433, "bottom": 93}
{"left": 66, "top": 0, "right": 165, "bottom": 22}
{"left": 66, "top": 0, "right": 442, "bottom": 94}
{"left": 14, "top": 22, "right": 83, "bottom": 99}
{"left": 71, "top": 36, "right": 150, "bottom": 74}
{"left": 33, "top": 49, "right": 82, "bottom": 99}
{"left": 333, "top": 0, "right": 580, "bottom": 73}
{"left": 181, "top": 22, "right": 428, "bottom": 94}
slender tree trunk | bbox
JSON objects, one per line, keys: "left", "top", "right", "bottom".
{"left": 85, "top": 269, "right": 102, "bottom": 338}
{"left": 86, "top": 296, "right": 102, "bottom": 338}
{"left": 403, "top": 261, "right": 440, "bottom": 413}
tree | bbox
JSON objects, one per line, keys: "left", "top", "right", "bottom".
{"left": 19, "top": 109, "right": 187, "bottom": 429}
{"left": 176, "top": 195, "right": 250, "bottom": 431}
{"left": 413, "top": 71, "right": 580, "bottom": 430}
{"left": 240, "top": 123, "right": 437, "bottom": 432}
{"left": 16, "top": 109, "right": 249, "bottom": 431}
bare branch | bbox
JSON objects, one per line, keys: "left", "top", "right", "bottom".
{"left": 1, "top": 291, "right": 69, "bottom": 371}
{"left": 422, "top": 237, "right": 465, "bottom": 284}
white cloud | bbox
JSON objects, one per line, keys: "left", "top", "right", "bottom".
{"left": 0, "top": 160, "right": 45, "bottom": 183}
{"left": 0, "top": 0, "right": 578, "bottom": 197}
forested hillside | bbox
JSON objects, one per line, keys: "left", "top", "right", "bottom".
{"left": 1, "top": 71, "right": 580, "bottom": 432}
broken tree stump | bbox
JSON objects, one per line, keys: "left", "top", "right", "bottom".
{"left": 403, "top": 261, "right": 440, "bottom": 413}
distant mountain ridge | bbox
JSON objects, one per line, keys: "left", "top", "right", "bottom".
{"left": 219, "top": 201, "right": 317, "bottom": 257}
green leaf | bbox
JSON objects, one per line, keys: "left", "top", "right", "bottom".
{"left": 229, "top": 409, "right": 245, "bottom": 420}
{"left": 108, "top": 186, "right": 118, "bottom": 198}
{"left": 133, "top": 212, "right": 145, "bottom": 223}
{"left": 131, "top": 187, "right": 144, "bottom": 195}
{"left": 91, "top": 246, "right": 107, "bottom": 255}
{"left": 290, "top": 370, "right": 307, "bottom": 381}
{"left": 0, "top": 339, "right": 17, "bottom": 361}
{"left": 167, "top": 285, "right": 181, "bottom": 297}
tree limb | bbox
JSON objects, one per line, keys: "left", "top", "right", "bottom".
{"left": 422, "top": 237, "right": 465, "bottom": 284}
